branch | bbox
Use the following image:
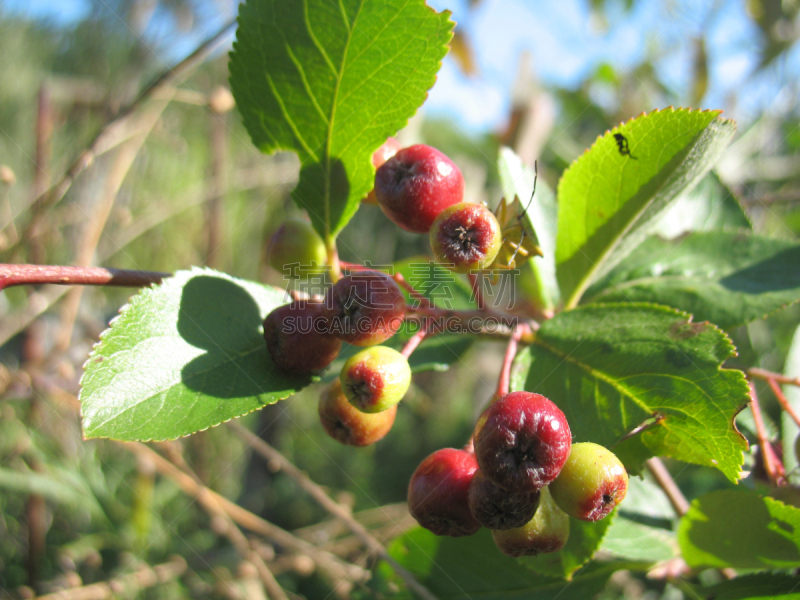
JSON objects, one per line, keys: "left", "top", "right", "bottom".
{"left": 748, "top": 381, "right": 786, "bottom": 486}
{"left": 644, "top": 457, "right": 690, "bottom": 516}
{"left": 766, "top": 378, "right": 800, "bottom": 429}
{"left": 0, "top": 264, "right": 169, "bottom": 292}
{"left": 748, "top": 367, "right": 800, "bottom": 388}
{"left": 34, "top": 556, "right": 186, "bottom": 600}
{"left": 496, "top": 323, "right": 527, "bottom": 398}
{"left": 227, "top": 421, "right": 440, "bottom": 600}
{"left": 400, "top": 326, "right": 429, "bottom": 359}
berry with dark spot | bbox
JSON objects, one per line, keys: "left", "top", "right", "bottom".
{"left": 468, "top": 468, "right": 540, "bottom": 530}
{"left": 408, "top": 448, "right": 481, "bottom": 537}
{"left": 491, "top": 486, "right": 570, "bottom": 557}
{"left": 263, "top": 302, "right": 341, "bottom": 374}
{"left": 340, "top": 346, "right": 411, "bottom": 413}
{"left": 473, "top": 391, "right": 571, "bottom": 493}
{"left": 374, "top": 144, "right": 464, "bottom": 233}
{"left": 324, "top": 271, "right": 406, "bottom": 347}
{"left": 364, "top": 137, "right": 402, "bottom": 204}
{"left": 318, "top": 380, "right": 396, "bottom": 446}
{"left": 430, "top": 202, "right": 502, "bottom": 273}
{"left": 549, "top": 442, "right": 628, "bottom": 522}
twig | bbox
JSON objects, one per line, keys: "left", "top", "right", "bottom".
{"left": 0, "top": 264, "right": 169, "bottom": 292}
{"left": 400, "top": 327, "right": 428, "bottom": 359}
{"left": 748, "top": 367, "right": 800, "bottom": 388}
{"left": 228, "top": 421, "right": 440, "bottom": 600}
{"left": 644, "top": 457, "right": 690, "bottom": 516}
{"left": 34, "top": 556, "right": 186, "bottom": 600}
{"left": 155, "top": 445, "right": 289, "bottom": 600}
{"left": 10, "top": 19, "right": 236, "bottom": 258}
{"left": 766, "top": 378, "right": 800, "bottom": 429}
{"left": 496, "top": 323, "right": 527, "bottom": 398}
{"left": 748, "top": 382, "right": 785, "bottom": 485}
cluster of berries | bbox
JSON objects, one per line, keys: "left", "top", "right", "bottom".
{"left": 408, "top": 392, "right": 628, "bottom": 557}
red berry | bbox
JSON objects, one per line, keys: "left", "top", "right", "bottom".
{"left": 364, "top": 138, "right": 402, "bottom": 205}
{"left": 318, "top": 380, "right": 396, "bottom": 446}
{"left": 430, "top": 202, "right": 503, "bottom": 273}
{"left": 473, "top": 392, "right": 572, "bottom": 493}
{"left": 263, "top": 302, "right": 341, "bottom": 374}
{"left": 324, "top": 271, "right": 406, "bottom": 347}
{"left": 408, "top": 448, "right": 481, "bottom": 537}
{"left": 374, "top": 144, "right": 464, "bottom": 233}
{"left": 468, "top": 469, "right": 540, "bottom": 530}
{"left": 340, "top": 346, "right": 411, "bottom": 413}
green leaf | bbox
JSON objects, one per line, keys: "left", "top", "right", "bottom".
{"left": 520, "top": 514, "right": 615, "bottom": 578}
{"left": 583, "top": 232, "right": 800, "bottom": 329}
{"left": 80, "top": 268, "right": 312, "bottom": 441}
{"left": 498, "top": 147, "right": 560, "bottom": 310}
{"left": 601, "top": 516, "right": 677, "bottom": 563}
{"left": 556, "top": 108, "right": 736, "bottom": 308}
{"left": 229, "top": 0, "right": 454, "bottom": 242}
{"left": 701, "top": 573, "right": 800, "bottom": 599}
{"left": 511, "top": 303, "right": 749, "bottom": 481}
{"left": 649, "top": 171, "right": 751, "bottom": 238}
{"left": 385, "top": 526, "right": 622, "bottom": 599}
{"left": 678, "top": 489, "right": 800, "bottom": 569}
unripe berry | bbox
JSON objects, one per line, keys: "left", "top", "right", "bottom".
{"left": 374, "top": 144, "right": 464, "bottom": 233}
{"left": 491, "top": 487, "right": 570, "bottom": 557}
{"left": 430, "top": 202, "right": 503, "bottom": 273}
{"left": 324, "top": 271, "right": 406, "bottom": 347}
{"left": 408, "top": 448, "right": 481, "bottom": 537}
{"left": 468, "top": 469, "right": 540, "bottom": 530}
{"left": 340, "top": 346, "right": 411, "bottom": 413}
{"left": 318, "top": 380, "right": 396, "bottom": 446}
{"left": 263, "top": 302, "right": 341, "bottom": 374}
{"left": 267, "top": 219, "right": 327, "bottom": 277}
{"left": 474, "top": 391, "right": 571, "bottom": 493}
{"left": 549, "top": 442, "right": 628, "bottom": 522}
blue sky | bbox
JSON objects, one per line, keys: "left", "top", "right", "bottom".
{"left": 2, "top": 0, "right": 798, "bottom": 132}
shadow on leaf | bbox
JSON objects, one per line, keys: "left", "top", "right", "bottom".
{"left": 177, "top": 274, "right": 311, "bottom": 399}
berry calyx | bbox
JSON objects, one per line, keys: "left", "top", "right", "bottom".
{"left": 374, "top": 144, "right": 464, "bottom": 233}
{"left": 340, "top": 346, "right": 411, "bottom": 413}
{"left": 364, "top": 137, "right": 402, "bottom": 205}
{"left": 408, "top": 448, "right": 481, "bottom": 537}
{"left": 473, "top": 391, "right": 571, "bottom": 493}
{"left": 468, "top": 468, "right": 540, "bottom": 530}
{"left": 318, "top": 380, "right": 396, "bottom": 446}
{"left": 549, "top": 442, "right": 628, "bottom": 521}
{"left": 430, "top": 202, "right": 502, "bottom": 273}
{"left": 263, "top": 302, "right": 341, "bottom": 374}
{"left": 267, "top": 219, "right": 327, "bottom": 277}
{"left": 491, "top": 486, "right": 570, "bottom": 557}
{"left": 324, "top": 270, "right": 406, "bottom": 347}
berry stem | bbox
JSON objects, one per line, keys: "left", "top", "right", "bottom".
{"left": 0, "top": 264, "right": 170, "bottom": 292}
{"left": 766, "top": 377, "right": 800, "bottom": 429}
{"left": 496, "top": 323, "right": 528, "bottom": 397}
{"left": 748, "top": 381, "right": 785, "bottom": 486}
{"left": 644, "top": 457, "right": 690, "bottom": 516}
{"left": 748, "top": 367, "right": 800, "bottom": 388}
{"left": 326, "top": 239, "right": 341, "bottom": 283}
{"left": 401, "top": 326, "right": 429, "bottom": 359}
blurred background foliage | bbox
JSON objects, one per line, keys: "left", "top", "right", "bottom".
{"left": 0, "top": 0, "right": 799, "bottom": 598}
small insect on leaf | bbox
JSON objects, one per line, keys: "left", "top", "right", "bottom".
{"left": 613, "top": 133, "right": 637, "bottom": 160}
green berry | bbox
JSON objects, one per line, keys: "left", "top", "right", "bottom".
{"left": 267, "top": 218, "right": 327, "bottom": 277}
{"left": 340, "top": 346, "right": 411, "bottom": 413}
{"left": 491, "top": 486, "right": 570, "bottom": 557}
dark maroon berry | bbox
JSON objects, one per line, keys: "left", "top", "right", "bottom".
{"left": 468, "top": 469, "right": 540, "bottom": 530}
{"left": 408, "top": 448, "right": 481, "bottom": 537}
{"left": 473, "top": 391, "right": 572, "bottom": 493}
{"left": 263, "top": 302, "right": 341, "bottom": 374}
{"left": 323, "top": 270, "right": 406, "bottom": 347}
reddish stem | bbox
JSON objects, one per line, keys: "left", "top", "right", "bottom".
{"left": 0, "top": 264, "right": 169, "bottom": 291}
{"left": 496, "top": 324, "right": 527, "bottom": 398}
{"left": 766, "top": 377, "right": 800, "bottom": 429}
{"left": 749, "top": 367, "right": 800, "bottom": 388}
{"left": 749, "top": 382, "right": 785, "bottom": 486}
{"left": 400, "top": 327, "right": 429, "bottom": 359}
